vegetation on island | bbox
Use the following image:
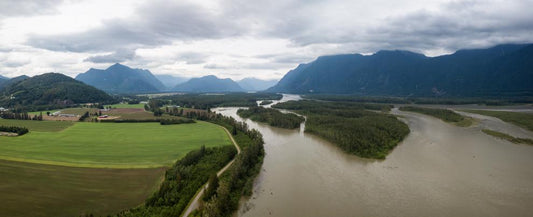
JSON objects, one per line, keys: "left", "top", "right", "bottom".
{"left": 259, "top": 100, "right": 273, "bottom": 105}
{"left": 273, "top": 100, "right": 409, "bottom": 159}
{"left": 462, "top": 110, "right": 533, "bottom": 132}
{"left": 237, "top": 106, "right": 304, "bottom": 129}
{"left": 482, "top": 129, "right": 533, "bottom": 145}
{"left": 399, "top": 106, "right": 472, "bottom": 127}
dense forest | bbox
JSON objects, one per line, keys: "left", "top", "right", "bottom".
{"left": 273, "top": 100, "right": 409, "bottom": 159}
{"left": 237, "top": 106, "right": 304, "bottom": 129}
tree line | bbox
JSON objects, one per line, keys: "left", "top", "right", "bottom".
{"left": 114, "top": 146, "right": 237, "bottom": 217}
{"left": 0, "top": 111, "right": 43, "bottom": 121}
{"left": 0, "top": 125, "right": 29, "bottom": 136}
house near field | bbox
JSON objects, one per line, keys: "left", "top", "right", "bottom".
{"left": 0, "top": 107, "right": 7, "bottom": 112}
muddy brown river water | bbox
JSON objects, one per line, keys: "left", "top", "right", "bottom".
{"left": 213, "top": 95, "right": 533, "bottom": 217}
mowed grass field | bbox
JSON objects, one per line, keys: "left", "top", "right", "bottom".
{"left": 0, "top": 159, "right": 166, "bottom": 217}
{"left": 0, "top": 119, "right": 73, "bottom": 132}
{"left": 0, "top": 120, "right": 232, "bottom": 168}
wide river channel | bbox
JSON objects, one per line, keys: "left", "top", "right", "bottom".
{"left": 213, "top": 95, "right": 533, "bottom": 217}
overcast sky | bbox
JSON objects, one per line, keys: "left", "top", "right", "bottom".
{"left": 0, "top": 0, "right": 532, "bottom": 80}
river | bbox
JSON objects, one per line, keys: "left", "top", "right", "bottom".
{"left": 213, "top": 95, "right": 533, "bottom": 217}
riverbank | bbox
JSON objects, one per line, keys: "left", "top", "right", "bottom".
{"left": 217, "top": 95, "right": 533, "bottom": 217}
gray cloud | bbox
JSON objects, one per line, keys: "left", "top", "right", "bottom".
{"left": 26, "top": 0, "right": 245, "bottom": 53}
{"left": 177, "top": 52, "right": 208, "bottom": 64}
{"left": 366, "top": 0, "right": 533, "bottom": 53}
{"left": 24, "top": 0, "right": 533, "bottom": 57}
{"left": 0, "top": 0, "right": 63, "bottom": 17}
{"left": 84, "top": 49, "right": 136, "bottom": 63}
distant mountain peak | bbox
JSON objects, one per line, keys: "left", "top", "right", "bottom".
{"left": 76, "top": 63, "right": 164, "bottom": 93}
{"left": 173, "top": 75, "right": 244, "bottom": 93}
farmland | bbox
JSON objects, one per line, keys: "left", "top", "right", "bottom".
{"left": 0, "top": 121, "right": 232, "bottom": 168}
{"left": 0, "top": 159, "right": 165, "bottom": 217}
{"left": 0, "top": 115, "right": 234, "bottom": 216}
{"left": 0, "top": 118, "right": 73, "bottom": 132}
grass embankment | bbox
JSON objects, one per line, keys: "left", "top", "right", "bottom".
{"left": 0, "top": 121, "right": 231, "bottom": 168}
{"left": 482, "top": 129, "right": 533, "bottom": 145}
{"left": 0, "top": 159, "right": 165, "bottom": 217}
{"left": 400, "top": 106, "right": 473, "bottom": 127}
{"left": 273, "top": 100, "right": 409, "bottom": 159}
{"left": 463, "top": 110, "right": 533, "bottom": 132}
{"left": 237, "top": 106, "right": 304, "bottom": 129}
{"left": 115, "top": 146, "right": 237, "bottom": 217}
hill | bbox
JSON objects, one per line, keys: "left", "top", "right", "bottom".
{"left": 154, "top": 74, "right": 189, "bottom": 90}
{"left": 75, "top": 63, "right": 164, "bottom": 93}
{"left": 238, "top": 77, "right": 278, "bottom": 91}
{"left": 0, "top": 75, "right": 7, "bottom": 88}
{"left": 172, "top": 75, "right": 245, "bottom": 92}
{"left": 267, "top": 44, "right": 533, "bottom": 97}
{"left": 0, "top": 75, "right": 29, "bottom": 90}
{"left": 0, "top": 73, "right": 113, "bottom": 110}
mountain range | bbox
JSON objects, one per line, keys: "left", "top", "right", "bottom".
{"left": 0, "top": 73, "right": 113, "bottom": 109}
{"left": 75, "top": 63, "right": 165, "bottom": 93}
{"left": 237, "top": 78, "right": 278, "bottom": 91}
{"left": 268, "top": 44, "right": 533, "bottom": 97}
{"left": 173, "top": 75, "right": 245, "bottom": 92}
{"left": 154, "top": 74, "right": 189, "bottom": 90}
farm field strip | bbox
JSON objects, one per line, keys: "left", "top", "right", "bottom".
{"left": 0, "top": 159, "right": 166, "bottom": 217}
{"left": 0, "top": 121, "right": 232, "bottom": 168}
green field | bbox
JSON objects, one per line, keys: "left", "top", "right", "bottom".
{"left": 0, "top": 159, "right": 165, "bottom": 217}
{"left": 0, "top": 121, "right": 232, "bottom": 168}
{"left": 462, "top": 109, "right": 533, "bottom": 132}
{"left": 0, "top": 119, "right": 73, "bottom": 132}
{"left": 106, "top": 103, "right": 145, "bottom": 109}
